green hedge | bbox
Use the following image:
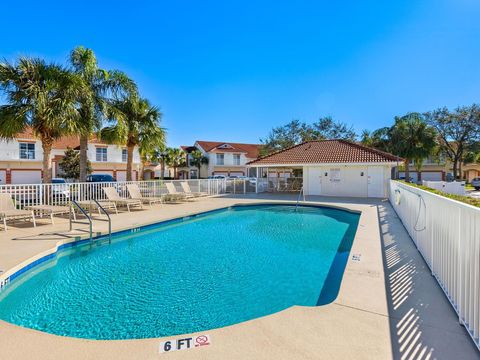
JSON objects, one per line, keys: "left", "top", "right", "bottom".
{"left": 399, "top": 181, "right": 480, "bottom": 208}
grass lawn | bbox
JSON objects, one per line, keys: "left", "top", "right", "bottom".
{"left": 399, "top": 181, "right": 480, "bottom": 208}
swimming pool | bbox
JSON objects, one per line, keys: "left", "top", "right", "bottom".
{"left": 0, "top": 204, "right": 359, "bottom": 340}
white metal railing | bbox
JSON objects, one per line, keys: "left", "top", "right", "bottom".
{"left": 0, "top": 179, "right": 244, "bottom": 210}
{"left": 389, "top": 180, "right": 480, "bottom": 350}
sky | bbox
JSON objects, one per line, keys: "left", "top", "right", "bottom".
{"left": 2, "top": 0, "right": 480, "bottom": 147}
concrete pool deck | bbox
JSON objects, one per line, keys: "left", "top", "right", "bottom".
{"left": 0, "top": 194, "right": 478, "bottom": 360}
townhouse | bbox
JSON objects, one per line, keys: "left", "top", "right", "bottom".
{"left": 0, "top": 129, "right": 141, "bottom": 184}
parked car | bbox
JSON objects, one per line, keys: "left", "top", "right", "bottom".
{"left": 51, "top": 178, "right": 70, "bottom": 199}
{"left": 208, "top": 175, "right": 227, "bottom": 180}
{"left": 86, "top": 174, "right": 116, "bottom": 182}
{"left": 471, "top": 177, "right": 480, "bottom": 190}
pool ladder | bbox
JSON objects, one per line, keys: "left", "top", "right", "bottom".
{"left": 69, "top": 200, "right": 112, "bottom": 244}
{"left": 295, "top": 186, "right": 306, "bottom": 211}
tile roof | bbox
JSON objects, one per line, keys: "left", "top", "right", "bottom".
{"left": 196, "top": 141, "right": 262, "bottom": 159}
{"left": 16, "top": 129, "right": 80, "bottom": 149}
{"left": 247, "top": 140, "right": 401, "bottom": 165}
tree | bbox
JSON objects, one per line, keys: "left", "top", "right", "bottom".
{"left": 0, "top": 57, "right": 86, "bottom": 183}
{"left": 59, "top": 147, "right": 92, "bottom": 180}
{"left": 424, "top": 105, "right": 480, "bottom": 179}
{"left": 260, "top": 117, "right": 356, "bottom": 155}
{"left": 70, "top": 46, "right": 137, "bottom": 181}
{"left": 389, "top": 113, "right": 437, "bottom": 182}
{"left": 165, "top": 148, "right": 186, "bottom": 179}
{"left": 101, "top": 95, "right": 165, "bottom": 181}
{"left": 360, "top": 127, "right": 392, "bottom": 153}
{"left": 189, "top": 150, "right": 209, "bottom": 178}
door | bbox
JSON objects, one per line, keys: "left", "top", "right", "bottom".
{"left": 11, "top": 170, "right": 42, "bottom": 184}
{"left": 367, "top": 167, "right": 384, "bottom": 198}
{"left": 307, "top": 167, "right": 322, "bottom": 195}
{"left": 0, "top": 170, "right": 6, "bottom": 184}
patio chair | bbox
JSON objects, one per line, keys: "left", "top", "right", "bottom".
{"left": 165, "top": 182, "right": 194, "bottom": 201}
{"left": 76, "top": 200, "right": 118, "bottom": 215}
{"left": 103, "top": 187, "right": 143, "bottom": 212}
{"left": 0, "top": 193, "right": 36, "bottom": 231}
{"left": 180, "top": 182, "right": 208, "bottom": 197}
{"left": 25, "top": 204, "right": 75, "bottom": 225}
{"left": 127, "top": 184, "right": 164, "bottom": 206}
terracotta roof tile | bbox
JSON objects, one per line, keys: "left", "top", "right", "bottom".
{"left": 16, "top": 129, "right": 80, "bottom": 149}
{"left": 247, "top": 140, "right": 401, "bottom": 165}
{"left": 196, "top": 141, "right": 261, "bottom": 159}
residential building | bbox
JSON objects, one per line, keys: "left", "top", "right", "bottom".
{"left": 248, "top": 139, "right": 400, "bottom": 198}
{"left": 0, "top": 129, "right": 141, "bottom": 184}
{"left": 176, "top": 141, "right": 262, "bottom": 179}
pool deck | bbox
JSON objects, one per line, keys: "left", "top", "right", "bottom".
{"left": 0, "top": 194, "right": 478, "bottom": 360}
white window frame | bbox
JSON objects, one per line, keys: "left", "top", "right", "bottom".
{"left": 233, "top": 154, "right": 241, "bottom": 166}
{"left": 216, "top": 153, "right": 224, "bottom": 165}
{"left": 96, "top": 147, "right": 108, "bottom": 162}
{"left": 122, "top": 149, "right": 128, "bottom": 162}
{"left": 19, "top": 142, "right": 35, "bottom": 159}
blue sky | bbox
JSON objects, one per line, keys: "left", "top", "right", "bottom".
{"left": 2, "top": 0, "right": 480, "bottom": 147}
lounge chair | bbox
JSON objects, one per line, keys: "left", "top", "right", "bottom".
{"left": 103, "top": 187, "right": 143, "bottom": 212}
{"left": 127, "top": 184, "right": 164, "bottom": 206}
{"left": 26, "top": 204, "right": 75, "bottom": 225}
{"left": 165, "top": 183, "right": 194, "bottom": 201}
{"left": 180, "top": 182, "right": 208, "bottom": 197}
{"left": 0, "top": 193, "right": 36, "bottom": 231}
{"left": 76, "top": 200, "right": 118, "bottom": 215}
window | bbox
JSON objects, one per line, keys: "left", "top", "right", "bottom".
{"left": 216, "top": 153, "right": 224, "bottom": 165}
{"left": 96, "top": 147, "right": 107, "bottom": 162}
{"left": 122, "top": 149, "right": 127, "bottom": 162}
{"left": 19, "top": 143, "right": 35, "bottom": 159}
{"left": 233, "top": 154, "right": 241, "bottom": 165}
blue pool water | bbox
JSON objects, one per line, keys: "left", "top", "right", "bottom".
{"left": 0, "top": 205, "right": 359, "bottom": 340}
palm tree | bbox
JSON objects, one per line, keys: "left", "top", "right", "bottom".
{"left": 389, "top": 113, "right": 437, "bottom": 183}
{"left": 165, "top": 148, "right": 186, "bottom": 179}
{"left": 69, "top": 46, "right": 137, "bottom": 182}
{"left": 101, "top": 95, "right": 165, "bottom": 181}
{"left": 0, "top": 57, "right": 86, "bottom": 183}
{"left": 189, "top": 150, "right": 208, "bottom": 178}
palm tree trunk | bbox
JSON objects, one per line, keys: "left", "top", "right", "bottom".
{"left": 174, "top": 166, "right": 177, "bottom": 179}
{"left": 404, "top": 159, "right": 410, "bottom": 182}
{"left": 127, "top": 145, "right": 135, "bottom": 181}
{"left": 139, "top": 161, "right": 145, "bottom": 180}
{"left": 160, "top": 158, "right": 165, "bottom": 180}
{"left": 79, "top": 134, "right": 89, "bottom": 182}
{"left": 41, "top": 138, "right": 54, "bottom": 184}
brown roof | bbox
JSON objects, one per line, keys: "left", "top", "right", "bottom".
{"left": 180, "top": 145, "right": 197, "bottom": 153}
{"left": 16, "top": 129, "right": 80, "bottom": 149}
{"left": 247, "top": 140, "right": 400, "bottom": 165}
{"left": 196, "top": 141, "right": 261, "bottom": 159}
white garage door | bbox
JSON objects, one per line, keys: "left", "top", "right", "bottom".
{"left": 11, "top": 170, "right": 42, "bottom": 184}
{"left": 116, "top": 171, "right": 137, "bottom": 181}
{"left": 92, "top": 170, "right": 114, "bottom": 176}
{"left": 0, "top": 170, "right": 6, "bottom": 184}
{"left": 422, "top": 172, "right": 442, "bottom": 181}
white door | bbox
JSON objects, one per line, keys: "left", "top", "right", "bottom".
{"left": 11, "top": 170, "right": 42, "bottom": 184}
{"left": 307, "top": 167, "right": 322, "bottom": 195}
{"left": 367, "top": 167, "right": 384, "bottom": 198}
{"left": 0, "top": 170, "right": 6, "bottom": 184}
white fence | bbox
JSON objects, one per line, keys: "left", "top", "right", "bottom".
{"left": 256, "top": 177, "right": 303, "bottom": 193}
{"left": 422, "top": 180, "right": 466, "bottom": 196}
{"left": 389, "top": 180, "right": 479, "bottom": 349}
{"left": 0, "top": 179, "right": 250, "bottom": 209}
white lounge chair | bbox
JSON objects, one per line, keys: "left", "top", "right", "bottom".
{"left": 165, "top": 183, "right": 194, "bottom": 201}
{"left": 103, "top": 187, "right": 143, "bottom": 212}
{"left": 0, "top": 193, "right": 36, "bottom": 231}
{"left": 127, "top": 184, "right": 164, "bottom": 206}
{"left": 180, "top": 182, "right": 208, "bottom": 197}
{"left": 76, "top": 200, "right": 118, "bottom": 215}
{"left": 26, "top": 204, "right": 75, "bottom": 225}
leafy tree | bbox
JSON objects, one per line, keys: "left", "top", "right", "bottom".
{"left": 165, "top": 148, "right": 186, "bottom": 179}
{"left": 189, "top": 150, "right": 209, "bottom": 178}
{"left": 424, "top": 105, "right": 480, "bottom": 179}
{"left": 260, "top": 117, "right": 356, "bottom": 155}
{"left": 360, "top": 127, "right": 392, "bottom": 152}
{"left": 389, "top": 113, "right": 437, "bottom": 182}
{"left": 69, "top": 46, "right": 137, "bottom": 181}
{"left": 101, "top": 95, "right": 165, "bottom": 181}
{"left": 0, "top": 57, "right": 86, "bottom": 183}
{"left": 59, "top": 147, "right": 92, "bottom": 180}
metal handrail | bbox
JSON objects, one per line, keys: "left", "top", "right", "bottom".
{"left": 295, "top": 186, "right": 306, "bottom": 211}
{"left": 70, "top": 200, "right": 92, "bottom": 242}
{"left": 93, "top": 199, "right": 112, "bottom": 244}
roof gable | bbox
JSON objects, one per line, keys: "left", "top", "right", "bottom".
{"left": 195, "top": 140, "right": 262, "bottom": 159}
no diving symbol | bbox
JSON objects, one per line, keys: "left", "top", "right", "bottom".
{"left": 195, "top": 335, "right": 210, "bottom": 347}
